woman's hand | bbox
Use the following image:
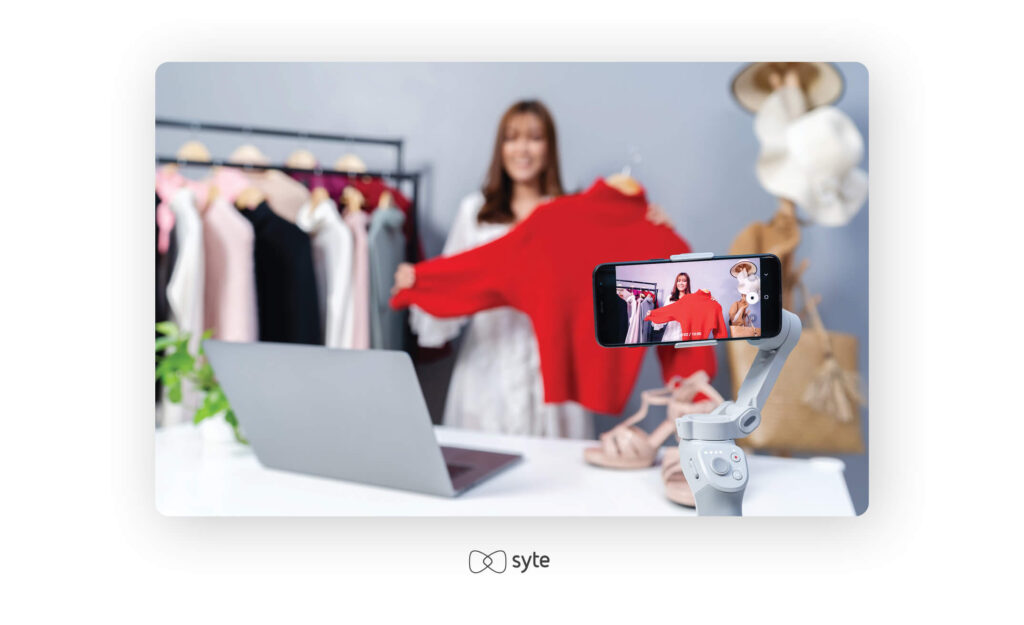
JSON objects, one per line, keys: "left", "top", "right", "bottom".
{"left": 392, "top": 262, "right": 416, "bottom": 295}
{"left": 645, "top": 202, "right": 673, "bottom": 228}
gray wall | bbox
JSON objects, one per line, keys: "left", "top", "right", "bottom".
{"left": 156, "top": 62, "right": 869, "bottom": 514}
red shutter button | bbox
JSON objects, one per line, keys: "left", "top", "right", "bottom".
{"left": 731, "top": 453, "right": 741, "bottom": 463}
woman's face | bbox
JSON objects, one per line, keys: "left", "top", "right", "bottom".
{"left": 676, "top": 275, "right": 689, "bottom": 291}
{"left": 502, "top": 112, "right": 548, "bottom": 184}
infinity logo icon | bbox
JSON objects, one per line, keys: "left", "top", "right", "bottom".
{"left": 468, "top": 550, "right": 507, "bottom": 574}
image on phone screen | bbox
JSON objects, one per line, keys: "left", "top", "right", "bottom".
{"left": 593, "top": 255, "right": 781, "bottom": 346}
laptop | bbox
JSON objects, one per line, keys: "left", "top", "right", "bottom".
{"left": 204, "top": 340, "right": 522, "bottom": 497}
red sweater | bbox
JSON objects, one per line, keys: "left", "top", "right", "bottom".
{"left": 390, "top": 179, "right": 715, "bottom": 415}
{"left": 645, "top": 290, "right": 730, "bottom": 340}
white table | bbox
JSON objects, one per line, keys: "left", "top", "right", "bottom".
{"left": 156, "top": 424, "right": 854, "bottom": 516}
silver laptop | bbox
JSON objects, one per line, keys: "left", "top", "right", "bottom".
{"left": 204, "top": 340, "right": 522, "bottom": 497}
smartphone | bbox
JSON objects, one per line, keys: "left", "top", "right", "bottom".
{"left": 593, "top": 254, "right": 782, "bottom": 347}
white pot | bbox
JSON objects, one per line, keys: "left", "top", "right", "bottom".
{"left": 197, "top": 414, "right": 239, "bottom": 445}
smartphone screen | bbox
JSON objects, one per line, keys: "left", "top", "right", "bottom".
{"left": 593, "top": 254, "right": 782, "bottom": 346}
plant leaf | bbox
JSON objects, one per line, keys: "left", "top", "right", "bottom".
{"left": 166, "top": 380, "right": 182, "bottom": 403}
{"left": 154, "top": 336, "right": 177, "bottom": 352}
{"left": 155, "top": 321, "right": 179, "bottom": 336}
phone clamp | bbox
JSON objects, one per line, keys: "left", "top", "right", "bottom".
{"left": 673, "top": 309, "right": 802, "bottom": 516}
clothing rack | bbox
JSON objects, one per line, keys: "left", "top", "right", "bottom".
{"left": 155, "top": 117, "right": 423, "bottom": 261}
{"left": 153, "top": 157, "right": 420, "bottom": 182}
{"left": 155, "top": 118, "right": 406, "bottom": 173}
{"left": 616, "top": 279, "right": 657, "bottom": 289}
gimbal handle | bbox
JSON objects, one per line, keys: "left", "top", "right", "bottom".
{"left": 672, "top": 310, "right": 802, "bottom": 516}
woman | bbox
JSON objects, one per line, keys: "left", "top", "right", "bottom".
{"left": 651, "top": 272, "right": 691, "bottom": 342}
{"left": 394, "top": 99, "right": 671, "bottom": 438}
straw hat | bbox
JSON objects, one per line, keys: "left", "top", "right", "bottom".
{"left": 730, "top": 260, "right": 757, "bottom": 278}
{"left": 732, "top": 62, "right": 843, "bottom": 114}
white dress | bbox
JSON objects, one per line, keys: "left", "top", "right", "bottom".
{"left": 622, "top": 291, "right": 641, "bottom": 344}
{"left": 650, "top": 297, "right": 683, "bottom": 342}
{"left": 410, "top": 193, "right": 591, "bottom": 438}
{"left": 166, "top": 187, "right": 205, "bottom": 350}
{"left": 163, "top": 187, "right": 204, "bottom": 426}
{"left": 296, "top": 198, "right": 355, "bottom": 348}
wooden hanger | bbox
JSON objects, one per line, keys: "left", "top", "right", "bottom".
{"left": 377, "top": 190, "right": 393, "bottom": 210}
{"left": 288, "top": 149, "right": 328, "bottom": 210}
{"left": 606, "top": 146, "right": 644, "bottom": 195}
{"left": 166, "top": 140, "right": 216, "bottom": 211}
{"left": 235, "top": 186, "right": 265, "bottom": 210}
{"left": 334, "top": 154, "right": 367, "bottom": 174}
{"left": 160, "top": 139, "right": 212, "bottom": 176}
{"left": 309, "top": 187, "right": 329, "bottom": 209}
{"left": 341, "top": 186, "right": 365, "bottom": 213}
{"left": 204, "top": 184, "right": 219, "bottom": 213}
{"left": 228, "top": 144, "right": 270, "bottom": 167}
{"left": 286, "top": 149, "right": 317, "bottom": 170}
{"left": 605, "top": 172, "right": 643, "bottom": 195}
{"left": 176, "top": 139, "right": 212, "bottom": 163}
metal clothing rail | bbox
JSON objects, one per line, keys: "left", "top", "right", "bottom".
{"left": 153, "top": 157, "right": 420, "bottom": 182}
{"left": 155, "top": 118, "right": 406, "bottom": 173}
{"left": 616, "top": 279, "right": 658, "bottom": 288}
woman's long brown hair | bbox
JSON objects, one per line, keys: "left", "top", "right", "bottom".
{"left": 477, "top": 100, "right": 564, "bottom": 224}
{"left": 670, "top": 273, "right": 692, "bottom": 302}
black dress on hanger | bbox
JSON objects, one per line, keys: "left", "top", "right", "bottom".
{"left": 239, "top": 201, "right": 322, "bottom": 345}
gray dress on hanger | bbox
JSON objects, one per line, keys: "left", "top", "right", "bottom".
{"left": 368, "top": 205, "right": 408, "bottom": 350}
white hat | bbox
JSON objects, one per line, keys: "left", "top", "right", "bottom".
{"left": 755, "top": 92, "right": 867, "bottom": 227}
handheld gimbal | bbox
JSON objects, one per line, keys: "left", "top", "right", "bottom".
{"left": 667, "top": 252, "right": 802, "bottom": 516}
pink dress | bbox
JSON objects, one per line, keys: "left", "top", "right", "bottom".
{"left": 343, "top": 208, "right": 370, "bottom": 349}
{"left": 202, "top": 168, "right": 258, "bottom": 342}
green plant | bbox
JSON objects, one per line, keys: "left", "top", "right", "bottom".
{"left": 155, "top": 322, "right": 247, "bottom": 444}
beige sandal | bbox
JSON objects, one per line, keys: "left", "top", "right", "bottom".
{"left": 584, "top": 371, "right": 720, "bottom": 469}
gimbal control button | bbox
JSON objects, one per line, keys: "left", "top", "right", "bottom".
{"left": 711, "top": 457, "right": 730, "bottom": 475}
{"left": 732, "top": 471, "right": 743, "bottom": 480}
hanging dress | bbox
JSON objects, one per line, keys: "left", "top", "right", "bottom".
{"left": 650, "top": 296, "right": 684, "bottom": 342}
{"left": 160, "top": 177, "right": 206, "bottom": 426}
{"left": 201, "top": 167, "right": 258, "bottom": 342}
{"left": 409, "top": 192, "right": 591, "bottom": 439}
{"left": 296, "top": 198, "right": 356, "bottom": 348}
{"left": 623, "top": 291, "right": 641, "bottom": 344}
{"left": 342, "top": 207, "right": 371, "bottom": 350}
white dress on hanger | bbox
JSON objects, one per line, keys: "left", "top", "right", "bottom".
{"left": 650, "top": 296, "right": 683, "bottom": 342}
{"left": 163, "top": 187, "right": 205, "bottom": 426}
{"left": 623, "top": 291, "right": 641, "bottom": 344}
{"left": 296, "top": 198, "right": 355, "bottom": 348}
{"left": 166, "top": 187, "right": 205, "bottom": 349}
{"left": 410, "top": 193, "right": 591, "bottom": 439}
{"left": 653, "top": 319, "right": 683, "bottom": 342}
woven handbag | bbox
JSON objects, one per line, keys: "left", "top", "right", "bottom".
{"left": 726, "top": 330, "right": 864, "bottom": 454}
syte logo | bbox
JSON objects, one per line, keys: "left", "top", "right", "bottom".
{"left": 468, "top": 550, "right": 550, "bottom": 574}
{"left": 469, "top": 550, "right": 507, "bottom": 573}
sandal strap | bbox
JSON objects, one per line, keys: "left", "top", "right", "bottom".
{"left": 600, "top": 426, "right": 648, "bottom": 461}
{"left": 599, "top": 370, "right": 720, "bottom": 463}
